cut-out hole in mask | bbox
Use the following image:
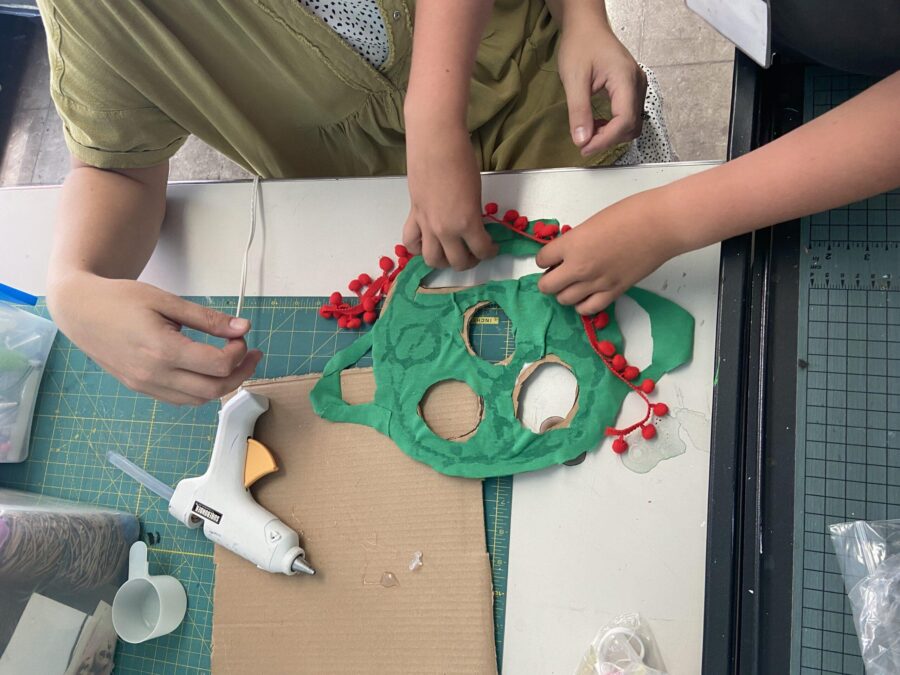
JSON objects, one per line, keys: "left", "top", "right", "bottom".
{"left": 418, "top": 379, "right": 484, "bottom": 442}
{"left": 514, "top": 358, "right": 579, "bottom": 433}
{"left": 464, "top": 302, "right": 516, "bottom": 365}
{"left": 420, "top": 254, "right": 541, "bottom": 291}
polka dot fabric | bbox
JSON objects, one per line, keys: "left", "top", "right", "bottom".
{"left": 615, "top": 65, "right": 677, "bottom": 165}
{"left": 300, "top": 0, "right": 389, "bottom": 70}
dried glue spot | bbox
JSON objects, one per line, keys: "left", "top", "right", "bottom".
{"left": 419, "top": 380, "right": 483, "bottom": 442}
{"left": 380, "top": 572, "right": 399, "bottom": 588}
{"left": 620, "top": 414, "right": 685, "bottom": 473}
{"left": 409, "top": 551, "right": 423, "bottom": 571}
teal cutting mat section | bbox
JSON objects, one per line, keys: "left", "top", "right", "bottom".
{"left": 0, "top": 296, "right": 513, "bottom": 674}
{"left": 791, "top": 69, "right": 900, "bottom": 674}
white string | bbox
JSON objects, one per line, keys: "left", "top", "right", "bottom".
{"left": 236, "top": 175, "right": 260, "bottom": 318}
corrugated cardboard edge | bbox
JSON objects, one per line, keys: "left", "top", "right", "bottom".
{"left": 212, "top": 371, "right": 497, "bottom": 674}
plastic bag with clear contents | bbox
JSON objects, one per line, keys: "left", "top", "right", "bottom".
{"left": 0, "top": 295, "right": 57, "bottom": 463}
{"left": 575, "top": 612, "right": 668, "bottom": 675}
{"left": 829, "top": 519, "right": 900, "bottom": 675}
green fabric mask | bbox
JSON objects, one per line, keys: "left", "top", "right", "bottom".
{"left": 310, "top": 222, "right": 694, "bottom": 478}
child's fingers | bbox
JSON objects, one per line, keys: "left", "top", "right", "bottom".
{"left": 402, "top": 213, "right": 423, "bottom": 255}
{"left": 535, "top": 240, "right": 564, "bottom": 269}
{"left": 537, "top": 263, "right": 576, "bottom": 295}
{"left": 442, "top": 236, "right": 477, "bottom": 272}
{"left": 421, "top": 231, "right": 449, "bottom": 269}
{"left": 576, "top": 290, "right": 618, "bottom": 316}
{"left": 463, "top": 226, "right": 498, "bottom": 261}
{"left": 555, "top": 281, "right": 597, "bottom": 307}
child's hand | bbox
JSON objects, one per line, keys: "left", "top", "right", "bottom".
{"left": 48, "top": 273, "right": 262, "bottom": 405}
{"left": 556, "top": 6, "right": 647, "bottom": 156}
{"left": 403, "top": 122, "right": 497, "bottom": 270}
{"left": 536, "top": 192, "right": 681, "bottom": 314}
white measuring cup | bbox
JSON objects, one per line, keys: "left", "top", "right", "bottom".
{"left": 112, "top": 541, "right": 187, "bottom": 643}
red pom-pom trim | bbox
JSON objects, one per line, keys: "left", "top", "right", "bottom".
{"left": 653, "top": 403, "right": 669, "bottom": 417}
{"left": 592, "top": 312, "right": 609, "bottom": 329}
{"left": 503, "top": 209, "right": 519, "bottom": 223}
{"left": 612, "top": 438, "right": 628, "bottom": 454}
{"left": 611, "top": 354, "right": 627, "bottom": 372}
{"left": 379, "top": 256, "right": 395, "bottom": 272}
{"left": 329, "top": 292, "right": 342, "bottom": 305}
{"left": 598, "top": 340, "right": 616, "bottom": 357}
{"left": 348, "top": 279, "right": 362, "bottom": 293}
{"left": 622, "top": 366, "right": 640, "bottom": 381}
{"left": 484, "top": 202, "right": 498, "bottom": 215}
{"left": 640, "top": 379, "right": 655, "bottom": 394}
{"left": 641, "top": 425, "right": 657, "bottom": 440}
{"left": 363, "top": 312, "right": 377, "bottom": 324}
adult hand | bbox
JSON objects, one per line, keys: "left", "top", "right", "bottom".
{"left": 403, "top": 123, "right": 498, "bottom": 270}
{"left": 48, "top": 273, "right": 262, "bottom": 405}
{"left": 557, "top": 9, "right": 647, "bottom": 156}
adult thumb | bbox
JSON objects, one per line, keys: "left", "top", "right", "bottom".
{"left": 161, "top": 295, "right": 250, "bottom": 338}
{"left": 564, "top": 71, "right": 594, "bottom": 148}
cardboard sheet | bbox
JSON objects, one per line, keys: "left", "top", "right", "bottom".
{"left": 212, "top": 372, "right": 496, "bottom": 674}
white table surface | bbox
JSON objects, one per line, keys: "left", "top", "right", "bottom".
{"left": 1, "top": 162, "right": 721, "bottom": 674}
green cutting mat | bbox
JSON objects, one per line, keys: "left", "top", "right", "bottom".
{"left": 791, "top": 69, "right": 900, "bottom": 674}
{"left": 0, "top": 297, "right": 514, "bottom": 674}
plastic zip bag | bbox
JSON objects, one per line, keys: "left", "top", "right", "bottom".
{"left": 575, "top": 613, "right": 668, "bottom": 675}
{"left": 0, "top": 286, "right": 57, "bottom": 463}
{"left": 829, "top": 519, "right": 900, "bottom": 674}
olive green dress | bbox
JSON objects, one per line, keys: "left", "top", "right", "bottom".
{"left": 37, "top": 0, "right": 625, "bottom": 177}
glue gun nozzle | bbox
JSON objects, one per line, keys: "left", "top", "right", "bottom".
{"left": 291, "top": 557, "right": 316, "bottom": 576}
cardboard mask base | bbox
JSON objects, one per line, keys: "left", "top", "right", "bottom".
{"left": 212, "top": 371, "right": 497, "bottom": 674}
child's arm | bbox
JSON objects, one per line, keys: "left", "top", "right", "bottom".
{"left": 537, "top": 71, "right": 900, "bottom": 313}
{"left": 402, "top": 0, "right": 498, "bottom": 271}
{"left": 46, "top": 159, "right": 262, "bottom": 404}
{"left": 547, "top": 0, "right": 647, "bottom": 155}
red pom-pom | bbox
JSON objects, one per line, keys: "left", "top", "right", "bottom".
{"left": 379, "top": 256, "right": 395, "bottom": 272}
{"left": 598, "top": 340, "right": 616, "bottom": 357}
{"left": 623, "top": 366, "right": 640, "bottom": 381}
{"left": 362, "top": 297, "right": 376, "bottom": 312}
{"left": 398, "top": 257, "right": 408, "bottom": 269}
{"left": 394, "top": 244, "right": 409, "bottom": 258}
{"left": 363, "top": 311, "right": 377, "bottom": 324}
{"left": 329, "top": 291, "right": 342, "bottom": 305}
{"left": 348, "top": 279, "right": 362, "bottom": 293}
{"left": 513, "top": 216, "right": 528, "bottom": 231}
{"left": 347, "top": 318, "right": 362, "bottom": 329}
{"left": 612, "top": 438, "right": 628, "bottom": 454}
{"left": 561, "top": 224, "right": 572, "bottom": 234}
{"left": 484, "top": 202, "right": 499, "bottom": 215}
{"left": 640, "top": 378, "right": 656, "bottom": 394}
{"left": 611, "top": 354, "right": 627, "bottom": 372}
{"left": 641, "top": 425, "right": 657, "bottom": 440}
{"left": 653, "top": 402, "right": 669, "bottom": 417}
{"left": 358, "top": 273, "right": 372, "bottom": 286}
{"left": 503, "top": 209, "right": 519, "bottom": 223}
{"left": 543, "top": 224, "right": 559, "bottom": 237}
{"left": 319, "top": 306, "right": 332, "bottom": 319}
{"left": 592, "top": 311, "right": 609, "bottom": 329}
{"left": 337, "top": 316, "right": 349, "bottom": 329}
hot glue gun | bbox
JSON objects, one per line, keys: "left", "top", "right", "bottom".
{"left": 108, "top": 389, "right": 315, "bottom": 576}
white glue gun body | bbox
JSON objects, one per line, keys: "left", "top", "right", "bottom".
{"left": 167, "top": 389, "right": 314, "bottom": 576}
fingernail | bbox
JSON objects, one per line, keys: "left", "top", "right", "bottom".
{"left": 573, "top": 126, "right": 589, "bottom": 144}
{"left": 230, "top": 317, "right": 249, "bottom": 331}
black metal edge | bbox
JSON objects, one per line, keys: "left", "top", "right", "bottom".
{"left": 748, "top": 63, "right": 806, "bottom": 674}
{"left": 701, "top": 49, "right": 759, "bottom": 675}
{"left": 724, "top": 56, "right": 807, "bottom": 674}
